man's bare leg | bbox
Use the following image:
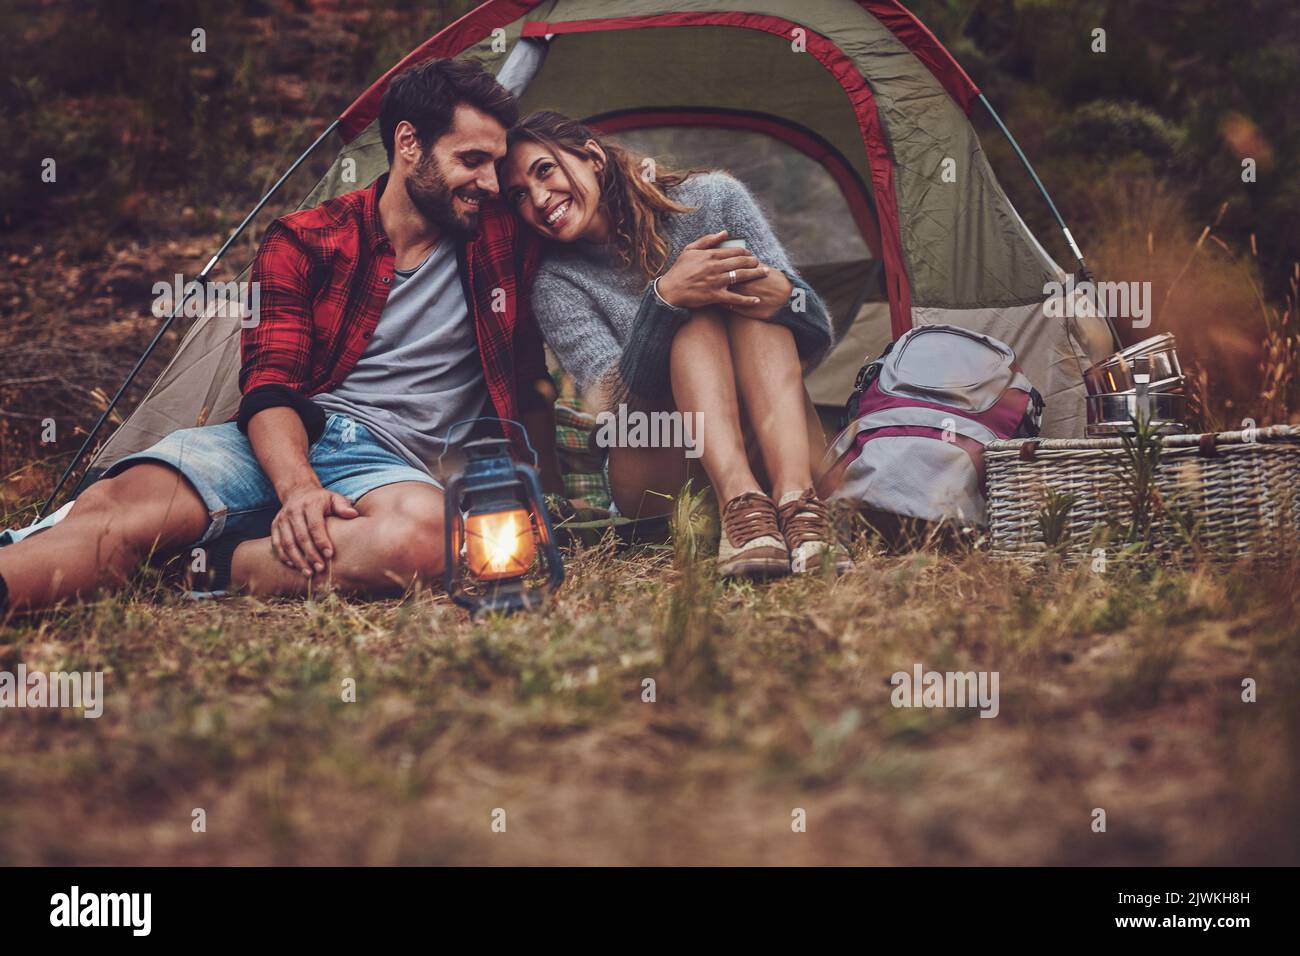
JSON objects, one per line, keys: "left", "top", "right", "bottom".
{"left": 228, "top": 481, "right": 446, "bottom": 597}
{"left": 0, "top": 463, "right": 210, "bottom": 614}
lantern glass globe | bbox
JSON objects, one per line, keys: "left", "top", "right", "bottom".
{"left": 465, "top": 507, "right": 536, "bottom": 580}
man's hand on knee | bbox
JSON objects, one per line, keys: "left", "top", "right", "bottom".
{"left": 271, "top": 483, "right": 359, "bottom": 577}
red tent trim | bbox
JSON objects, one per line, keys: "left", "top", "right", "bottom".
{"left": 338, "top": 1, "right": 982, "bottom": 136}
{"left": 338, "top": 0, "right": 540, "bottom": 142}
{"left": 859, "top": 1, "right": 980, "bottom": 115}
{"left": 587, "top": 107, "right": 882, "bottom": 259}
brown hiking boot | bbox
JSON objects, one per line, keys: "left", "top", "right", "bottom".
{"left": 777, "top": 488, "right": 854, "bottom": 575}
{"left": 716, "top": 491, "right": 789, "bottom": 579}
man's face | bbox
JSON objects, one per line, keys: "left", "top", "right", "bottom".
{"left": 402, "top": 103, "right": 508, "bottom": 237}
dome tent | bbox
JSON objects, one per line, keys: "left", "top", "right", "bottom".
{"left": 46, "top": 0, "right": 1115, "bottom": 515}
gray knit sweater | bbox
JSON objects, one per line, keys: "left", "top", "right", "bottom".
{"left": 529, "top": 171, "right": 834, "bottom": 411}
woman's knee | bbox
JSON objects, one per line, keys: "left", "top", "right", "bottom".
{"left": 673, "top": 306, "right": 728, "bottom": 345}
{"left": 686, "top": 305, "right": 729, "bottom": 324}
{"left": 670, "top": 308, "right": 736, "bottom": 384}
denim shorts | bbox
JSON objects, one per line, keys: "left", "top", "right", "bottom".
{"left": 102, "top": 414, "right": 440, "bottom": 545}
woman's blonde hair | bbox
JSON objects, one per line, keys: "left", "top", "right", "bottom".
{"left": 505, "top": 110, "right": 707, "bottom": 279}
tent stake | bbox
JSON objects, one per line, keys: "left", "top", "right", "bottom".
{"left": 977, "top": 94, "right": 1122, "bottom": 351}
{"left": 37, "top": 120, "right": 342, "bottom": 520}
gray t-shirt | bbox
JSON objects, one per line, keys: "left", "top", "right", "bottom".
{"left": 313, "top": 239, "right": 488, "bottom": 471}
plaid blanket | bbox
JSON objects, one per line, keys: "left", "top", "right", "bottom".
{"left": 555, "top": 401, "right": 611, "bottom": 510}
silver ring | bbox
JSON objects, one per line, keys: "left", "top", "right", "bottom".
{"left": 728, "top": 270, "right": 737, "bottom": 285}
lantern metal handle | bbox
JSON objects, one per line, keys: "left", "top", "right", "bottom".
{"left": 436, "top": 416, "right": 539, "bottom": 476}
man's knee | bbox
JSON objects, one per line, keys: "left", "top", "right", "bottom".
{"left": 69, "top": 477, "right": 123, "bottom": 519}
{"left": 342, "top": 490, "right": 446, "bottom": 590}
{"left": 70, "top": 466, "right": 207, "bottom": 552}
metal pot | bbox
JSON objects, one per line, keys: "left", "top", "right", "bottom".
{"left": 1145, "top": 374, "right": 1186, "bottom": 394}
{"left": 1084, "top": 333, "right": 1183, "bottom": 395}
{"left": 1085, "top": 391, "right": 1188, "bottom": 436}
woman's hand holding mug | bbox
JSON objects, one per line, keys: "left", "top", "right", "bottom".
{"left": 655, "top": 230, "right": 768, "bottom": 310}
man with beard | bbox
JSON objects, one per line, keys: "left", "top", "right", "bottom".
{"left": 0, "top": 58, "right": 560, "bottom": 613}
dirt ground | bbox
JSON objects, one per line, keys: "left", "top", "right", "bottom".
{"left": 2, "top": 540, "right": 1296, "bottom": 866}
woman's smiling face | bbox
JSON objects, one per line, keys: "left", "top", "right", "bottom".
{"left": 502, "top": 139, "right": 608, "bottom": 243}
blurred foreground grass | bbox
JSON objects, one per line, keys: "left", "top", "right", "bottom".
{"left": 1, "top": 526, "right": 1296, "bottom": 865}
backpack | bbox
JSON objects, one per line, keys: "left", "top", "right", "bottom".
{"left": 817, "top": 325, "right": 1043, "bottom": 528}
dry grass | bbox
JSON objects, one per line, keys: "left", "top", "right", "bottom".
{"left": 1078, "top": 166, "right": 1299, "bottom": 430}
{"left": 2, "top": 526, "right": 1298, "bottom": 866}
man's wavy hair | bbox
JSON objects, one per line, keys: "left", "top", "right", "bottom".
{"left": 379, "top": 58, "right": 517, "bottom": 162}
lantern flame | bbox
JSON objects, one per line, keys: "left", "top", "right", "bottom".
{"left": 484, "top": 512, "right": 519, "bottom": 573}
{"left": 464, "top": 507, "right": 535, "bottom": 581}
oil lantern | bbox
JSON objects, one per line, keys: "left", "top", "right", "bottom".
{"left": 442, "top": 430, "right": 564, "bottom": 618}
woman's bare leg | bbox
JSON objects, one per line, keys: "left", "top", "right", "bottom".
{"left": 606, "top": 306, "right": 741, "bottom": 518}
{"left": 607, "top": 444, "right": 702, "bottom": 519}
{"left": 605, "top": 309, "right": 822, "bottom": 519}
{"left": 666, "top": 307, "right": 763, "bottom": 503}
{"left": 726, "top": 317, "right": 816, "bottom": 498}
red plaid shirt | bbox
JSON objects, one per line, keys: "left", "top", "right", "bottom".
{"left": 237, "top": 174, "right": 546, "bottom": 444}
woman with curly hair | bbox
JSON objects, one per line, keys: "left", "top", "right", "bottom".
{"left": 500, "top": 111, "right": 850, "bottom": 578}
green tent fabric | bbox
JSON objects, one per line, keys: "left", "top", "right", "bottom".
{"left": 81, "top": 0, "right": 1114, "bottom": 487}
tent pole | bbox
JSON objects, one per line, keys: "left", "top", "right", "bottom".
{"left": 37, "top": 120, "right": 342, "bottom": 520}
{"left": 977, "top": 94, "right": 1122, "bottom": 351}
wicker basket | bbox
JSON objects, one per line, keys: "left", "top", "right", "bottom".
{"left": 985, "top": 425, "right": 1300, "bottom": 559}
